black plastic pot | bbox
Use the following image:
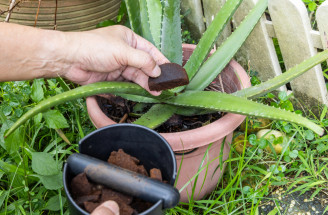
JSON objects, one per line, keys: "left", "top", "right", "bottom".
{"left": 63, "top": 124, "right": 178, "bottom": 215}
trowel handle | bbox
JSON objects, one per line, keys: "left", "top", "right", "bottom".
{"left": 67, "top": 153, "right": 180, "bottom": 208}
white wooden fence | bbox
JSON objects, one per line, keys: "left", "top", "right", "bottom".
{"left": 182, "top": 0, "right": 328, "bottom": 112}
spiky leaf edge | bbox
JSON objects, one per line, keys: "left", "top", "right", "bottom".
{"left": 146, "top": 0, "right": 162, "bottom": 49}
{"left": 125, "top": 0, "right": 142, "bottom": 35}
{"left": 139, "top": 0, "right": 155, "bottom": 44}
{"left": 165, "top": 91, "right": 324, "bottom": 135}
{"left": 4, "top": 82, "right": 173, "bottom": 138}
{"left": 160, "top": 0, "right": 182, "bottom": 64}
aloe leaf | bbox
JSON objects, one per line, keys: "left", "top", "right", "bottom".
{"left": 164, "top": 91, "right": 324, "bottom": 135}
{"left": 234, "top": 49, "right": 328, "bottom": 98}
{"left": 125, "top": 0, "right": 142, "bottom": 35}
{"left": 187, "top": 0, "right": 268, "bottom": 91}
{"left": 4, "top": 82, "right": 173, "bottom": 138}
{"left": 160, "top": 0, "right": 182, "bottom": 64}
{"left": 146, "top": 0, "right": 162, "bottom": 49}
{"left": 116, "top": 94, "right": 161, "bottom": 103}
{"left": 174, "top": 107, "right": 214, "bottom": 116}
{"left": 134, "top": 105, "right": 212, "bottom": 128}
{"left": 174, "top": 0, "right": 243, "bottom": 93}
{"left": 133, "top": 104, "right": 176, "bottom": 129}
{"left": 139, "top": 0, "right": 155, "bottom": 44}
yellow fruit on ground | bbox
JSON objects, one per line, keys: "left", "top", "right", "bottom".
{"left": 240, "top": 117, "right": 272, "bottom": 134}
{"left": 233, "top": 133, "right": 251, "bottom": 154}
{"left": 256, "top": 129, "right": 285, "bottom": 154}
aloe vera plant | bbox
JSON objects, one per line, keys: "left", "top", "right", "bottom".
{"left": 5, "top": 0, "right": 328, "bottom": 138}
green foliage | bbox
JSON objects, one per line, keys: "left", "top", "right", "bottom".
{"left": 44, "top": 195, "right": 66, "bottom": 211}
{"left": 43, "top": 110, "right": 69, "bottom": 129}
{"left": 96, "top": 19, "right": 116, "bottom": 28}
{"left": 180, "top": 11, "right": 198, "bottom": 45}
{"left": 31, "top": 79, "right": 44, "bottom": 103}
{"left": 96, "top": 1, "right": 129, "bottom": 28}
{"left": 32, "top": 152, "right": 63, "bottom": 190}
{"left": 303, "top": 0, "right": 325, "bottom": 12}
{"left": 0, "top": 80, "right": 92, "bottom": 213}
{"left": 32, "top": 152, "right": 60, "bottom": 176}
{"left": 39, "top": 174, "right": 63, "bottom": 190}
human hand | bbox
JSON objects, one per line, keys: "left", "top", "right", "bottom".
{"left": 62, "top": 25, "right": 169, "bottom": 95}
{"left": 91, "top": 201, "right": 119, "bottom": 215}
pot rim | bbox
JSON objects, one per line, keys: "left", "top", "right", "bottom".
{"left": 86, "top": 45, "right": 251, "bottom": 151}
{"left": 79, "top": 123, "right": 177, "bottom": 183}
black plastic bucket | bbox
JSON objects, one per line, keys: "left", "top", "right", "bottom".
{"left": 63, "top": 124, "right": 178, "bottom": 215}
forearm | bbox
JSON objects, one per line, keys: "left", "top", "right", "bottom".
{"left": 0, "top": 23, "right": 70, "bottom": 82}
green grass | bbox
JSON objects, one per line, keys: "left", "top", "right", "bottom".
{"left": 0, "top": 79, "right": 93, "bottom": 214}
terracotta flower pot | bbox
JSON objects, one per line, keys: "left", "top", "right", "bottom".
{"left": 0, "top": 0, "right": 121, "bottom": 31}
{"left": 86, "top": 44, "right": 251, "bottom": 202}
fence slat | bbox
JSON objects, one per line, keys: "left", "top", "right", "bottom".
{"left": 181, "top": 0, "right": 205, "bottom": 40}
{"left": 311, "top": 30, "right": 324, "bottom": 50}
{"left": 317, "top": 1, "right": 328, "bottom": 51}
{"left": 266, "top": 21, "right": 323, "bottom": 49}
{"left": 202, "top": 0, "right": 231, "bottom": 46}
{"left": 269, "top": 0, "right": 328, "bottom": 108}
{"left": 233, "top": 0, "right": 285, "bottom": 91}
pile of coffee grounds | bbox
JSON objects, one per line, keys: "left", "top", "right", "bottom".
{"left": 148, "top": 63, "right": 189, "bottom": 91}
{"left": 70, "top": 149, "right": 163, "bottom": 215}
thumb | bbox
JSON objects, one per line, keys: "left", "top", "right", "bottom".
{"left": 91, "top": 201, "right": 119, "bottom": 215}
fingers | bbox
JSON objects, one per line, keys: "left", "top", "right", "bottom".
{"left": 91, "top": 201, "right": 119, "bottom": 215}
{"left": 121, "top": 26, "right": 169, "bottom": 65}
{"left": 124, "top": 46, "right": 162, "bottom": 78}
{"left": 122, "top": 66, "right": 161, "bottom": 96}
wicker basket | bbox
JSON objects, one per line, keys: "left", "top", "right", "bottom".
{"left": 0, "top": 0, "right": 121, "bottom": 31}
